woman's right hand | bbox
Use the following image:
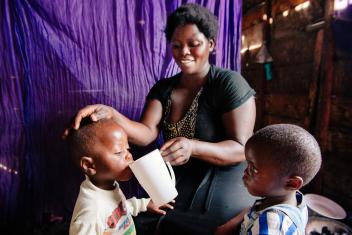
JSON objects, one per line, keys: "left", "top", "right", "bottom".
{"left": 160, "top": 137, "right": 194, "bottom": 166}
{"left": 63, "top": 104, "right": 116, "bottom": 138}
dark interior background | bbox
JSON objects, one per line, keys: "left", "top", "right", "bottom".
{"left": 1, "top": 0, "right": 351, "bottom": 234}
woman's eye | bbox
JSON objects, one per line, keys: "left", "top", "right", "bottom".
{"left": 172, "top": 44, "right": 181, "bottom": 49}
{"left": 189, "top": 41, "right": 201, "bottom": 47}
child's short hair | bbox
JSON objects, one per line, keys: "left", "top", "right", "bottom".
{"left": 67, "top": 118, "right": 114, "bottom": 166}
{"left": 246, "top": 124, "right": 322, "bottom": 186}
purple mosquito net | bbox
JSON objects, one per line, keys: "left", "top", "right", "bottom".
{"left": 0, "top": 0, "right": 242, "bottom": 224}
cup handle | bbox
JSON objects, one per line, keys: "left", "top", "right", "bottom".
{"left": 165, "top": 162, "right": 176, "bottom": 186}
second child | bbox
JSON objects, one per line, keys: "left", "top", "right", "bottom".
{"left": 215, "top": 124, "right": 322, "bottom": 235}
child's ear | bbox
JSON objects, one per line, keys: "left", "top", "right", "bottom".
{"left": 80, "top": 156, "right": 96, "bottom": 176}
{"left": 285, "top": 176, "right": 303, "bottom": 190}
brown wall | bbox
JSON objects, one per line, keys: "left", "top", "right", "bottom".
{"left": 242, "top": 0, "right": 352, "bottom": 212}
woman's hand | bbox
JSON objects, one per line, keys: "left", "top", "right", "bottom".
{"left": 147, "top": 200, "right": 175, "bottom": 215}
{"left": 73, "top": 104, "right": 116, "bottom": 128}
{"left": 63, "top": 104, "right": 116, "bottom": 138}
{"left": 160, "top": 137, "right": 194, "bottom": 166}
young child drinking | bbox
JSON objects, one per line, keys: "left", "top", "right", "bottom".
{"left": 215, "top": 124, "right": 322, "bottom": 235}
{"left": 67, "top": 118, "right": 173, "bottom": 235}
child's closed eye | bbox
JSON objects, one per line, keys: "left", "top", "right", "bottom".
{"left": 114, "top": 149, "right": 130, "bottom": 157}
{"left": 114, "top": 151, "right": 124, "bottom": 156}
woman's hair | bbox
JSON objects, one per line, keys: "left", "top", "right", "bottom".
{"left": 165, "top": 3, "right": 218, "bottom": 42}
{"left": 246, "top": 124, "right": 322, "bottom": 186}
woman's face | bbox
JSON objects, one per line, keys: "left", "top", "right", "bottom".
{"left": 171, "top": 24, "right": 215, "bottom": 75}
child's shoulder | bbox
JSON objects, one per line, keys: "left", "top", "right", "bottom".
{"left": 255, "top": 202, "right": 306, "bottom": 234}
{"left": 251, "top": 209, "right": 297, "bottom": 234}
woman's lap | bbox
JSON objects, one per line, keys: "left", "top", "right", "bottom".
{"left": 134, "top": 162, "right": 255, "bottom": 235}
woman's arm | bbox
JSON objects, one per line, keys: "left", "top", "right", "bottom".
{"left": 127, "top": 99, "right": 163, "bottom": 146}
{"left": 161, "top": 96, "right": 256, "bottom": 166}
{"left": 67, "top": 100, "right": 163, "bottom": 146}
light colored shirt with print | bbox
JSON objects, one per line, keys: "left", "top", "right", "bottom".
{"left": 70, "top": 177, "right": 150, "bottom": 235}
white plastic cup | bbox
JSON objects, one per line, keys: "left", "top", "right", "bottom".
{"left": 129, "top": 149, "right": 178, "bottom": 207}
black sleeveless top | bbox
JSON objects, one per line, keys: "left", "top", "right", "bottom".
{"left": 147, "top": 64, "right": 255, "bottom": 144}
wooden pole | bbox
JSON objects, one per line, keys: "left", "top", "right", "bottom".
{"left": 314, "top": 0, "right": 335, "bottom": 152}
{"left": 306, "top": 0, "right": 335, "bottom": 194}
{"left": 305, "top": 29, "right": 324, "bottom": 130}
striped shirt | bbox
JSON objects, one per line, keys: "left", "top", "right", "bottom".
{"left": 240, "top": 192, "right": 308, "bottom": 235}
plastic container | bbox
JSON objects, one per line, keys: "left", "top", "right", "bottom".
{"left": 305, "top": 194, "right": 347, "bottom": 219}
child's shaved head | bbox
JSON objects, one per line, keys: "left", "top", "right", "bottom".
{"left": 246, "top": 124, "right": 322, "bottom": 185}
{"left": 67, "top": 118, "right": 120, "bottom": 166}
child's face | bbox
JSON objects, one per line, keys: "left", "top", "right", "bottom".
{"left": 92, "top": 123, "right": 133, "bottom": 184}
{"left": 243, "top": 142, "right": 288, "bottom": 197}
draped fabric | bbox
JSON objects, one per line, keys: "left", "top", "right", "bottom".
{"left": 0, "top": 0, "right": 242, "bottom": 225}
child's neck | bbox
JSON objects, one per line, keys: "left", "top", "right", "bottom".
{"left": 258, "top": 191, "right": 297, "bottom": 211}
{"left": 90, "top": 177, "right": 116, "bottom": 190}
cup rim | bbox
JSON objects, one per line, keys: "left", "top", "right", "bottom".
{"left": 129, "top": 149, "right": 161, "bottom": 167}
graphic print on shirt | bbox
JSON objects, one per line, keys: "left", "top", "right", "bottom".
{"left": 107, "top": 201, "right": 127, "bottom": 228}
{"left": 104, "top": 201, "right": 136, "bottom": 235}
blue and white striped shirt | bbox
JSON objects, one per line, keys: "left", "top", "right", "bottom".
{"left": 240, "top": 192, "right": 308, "bottom": 235}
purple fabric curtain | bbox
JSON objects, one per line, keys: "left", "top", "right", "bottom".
{"left": 0, "top": 0, "right": 242, "bottom": 224}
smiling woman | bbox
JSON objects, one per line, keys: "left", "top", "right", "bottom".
{"left": 66, "top": 3, "right": 256, "bottom": 235}
{"left": 170, "top": 24, "right": 215, "bottom": 76}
